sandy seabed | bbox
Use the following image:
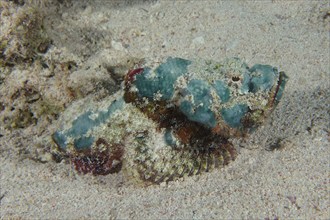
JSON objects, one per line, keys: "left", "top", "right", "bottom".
{"left": 0, "top": 0, "right": 329, "bottom": 219}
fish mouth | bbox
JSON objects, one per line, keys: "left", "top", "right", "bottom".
{"left": 271, "top": 71, "right": 289, "bottom": 107}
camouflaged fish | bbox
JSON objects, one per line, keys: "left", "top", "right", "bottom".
{"left": 52, "top": 57, "right": 288, "bottom": 184}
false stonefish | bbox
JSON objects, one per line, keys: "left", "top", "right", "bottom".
{"left": 52, "top": 57, "right": 288, "bottom": 184}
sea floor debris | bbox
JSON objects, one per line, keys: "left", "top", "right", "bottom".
{"left": 52, "top": 57, "right": 288, "bottom": 184}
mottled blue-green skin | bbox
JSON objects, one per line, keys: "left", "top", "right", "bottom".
{"left": 134, "top": 57, "right": 192, "bottom": 100}
{"left": 213, "top": 80, "right": 230, "bottom": 103}
{"left": 53, "top": 98, "right": 124, "bottom": 150}
{"left": 133, "top": 57, "right": 284, "bottom": 129}
{"left": 245, "top": 64, "right": 278, "bottom": 93}
{"left": 52, "top": 57, "right": 287, "bottom": 152}
{"left": 221, "top": 104, "right": 249, "bottom": 128}
{"left": 179, "top": 79, "right": 216, "bottom": 127}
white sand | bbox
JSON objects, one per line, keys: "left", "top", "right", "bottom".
{"left": 1, "top": 1, "right": 329, "bottom": 219}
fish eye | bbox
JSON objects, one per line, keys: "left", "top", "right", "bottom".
{"left": 231, "top": 76, "right": 240, "bottom": 82}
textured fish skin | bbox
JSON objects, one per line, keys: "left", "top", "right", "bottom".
{"left": 52, "top": 57, "right": 288, "bottom": 184}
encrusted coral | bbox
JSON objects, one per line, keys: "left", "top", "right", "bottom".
{"left": 0, "top": 1, "right": 50, "bottom": 66}
{"left": 52, "top": 57, "right": 288, "bottom": 184}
